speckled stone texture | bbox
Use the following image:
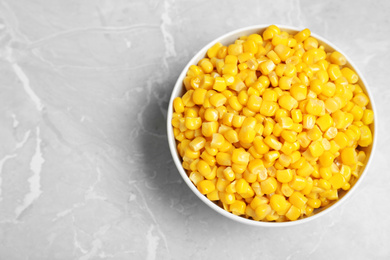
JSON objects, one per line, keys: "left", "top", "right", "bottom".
{"left": 0, "top": 0, "right": 389, "bottom": 259}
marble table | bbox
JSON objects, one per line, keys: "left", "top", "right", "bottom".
{"left": 1, "top": 0, "right": 389, "bottom": 259}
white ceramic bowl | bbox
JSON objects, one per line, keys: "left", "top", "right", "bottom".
{"left": 167, "top": 25, "right": 376, "bottom": 227}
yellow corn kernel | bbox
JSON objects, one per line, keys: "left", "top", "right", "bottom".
{"left": 185, "top": 117, "right": 202, "bottom": 130}
{"left": 289, "top": 109, "right": 302, "bottom": 124}
{"left": 173, "top": 97, "right": 185, "bottom": 113}
{"left": 268, "top": 71, "right": 278, "bottom": 87}
{"left": 207, "top": 42, "right": 223, "bottom": 59}
{"left": 262, "top": 89, "right": 277, "bottom": 102}
{"left": 353, "top": 93, "right": 369, "bottom": 108}
{"left": 321, "top": 82, "right": 336, "bottom": 97}
{"left": 307, "top": 125, "right": 322, "bottom": 141}
{"left": 278, "top": 94, "right": 298, "bottom": 111}
{"left": 223, "top": 129, "right": 238, "bottom": 144}
{"left": 329, "top": 51, "right": 347, "bottom": 66}
{"left": 199, "top": 59, "right": 214, "bottom": 74}
{"left": 260, "top": 100, "right": 278, "bottom": 116}
{"left": 358, "top": 125, "right": 373, "bottom": 147}
{"left": 246, "top": 58, "right": 259, "bottom": 71}
{"left": 201, "top": 151, "right": 216, "bottom": 167}
{"left": 216, "top": 152, "right": 232, "bottom": 166}
{"left": 266, "top": 50, "right": 281, "bottom": 64}
{"left": 252, "top": 136, "right": 269, "bottom": 155}
{"left": 278, "top": 76, "right": 292, "bottom": 90}
{"left": 329, "top": 172, "right": 346, "bottom": 190}
{"left": 231, "top": 115, "right": 245, "bottom": 128}
{"left": 199, "top": 74, "right": 214, "bottom": 90}
{"left": 264, "top": 135, "right": 282, "bottom": 150}
{"left": 260, "top": 177, "right": 278, "bottom": 194}
{"left": 340, "top": 147, "right": 357, "bottom": 165}
{"left": 197, "top": 180, "right": 215, "bottom": 194}
{"left": 300, "top": 177, "right": 313, "bottom": 195}
{"left": 306, "top": 99, "right": 324, "bottom": 116}
{"left": 302, "top": 114, "right": 315, "bottom": 130}
{"left": 290, "top": 83, "right": 307, "bottom": 101}
{"left": 209, "top": 133, "right": 224, "bottom": 149}
{"left": 243, "top": 95, "right": 262, "bottom": 113}
{"left": 189, "top": 136, "right": 206, "bottom": 152}
{"left": 238, "top": 52, "right": 253, "bottom": 63}
{"left": 350, "top": 104, "right": 363, "bottom": 121}
{"left": 362, "top": 109, "right": 374, "bottom": 125}
{"left": 269, "top": 194, "right": 288, "bottom": 213}
{"left": 197, "top": 159, "right": 211, "bottom": 177}
{"left": 250, "top": 195, "right": 268, "bottom": 209}
{"left": 303, "top": 37, "right": 318, "bottom": 50}
{"left": 247, "top": 33, "right": 263, "bottom": 45}
{"left": 189, "top": 171, "right": 204, "bottom": 185}
{"left": 222, "top": 167, "right": 236, "bottom": 182}
{"left": 243, "top": 170, "right": 258, "bottom": 183}
{"left": 192, "top": 88, "right": 207, "bottom": 105}
{"left": 309, "top": 140, "right": 325, "bottom": 157}
{"left": 273, "top": 44, "right": 291, "bottom": 61}
{"left": 297, "top": 161, "right": 314, "bottom": 177}
{"left": 235, "top": 178, "right": 250, "bottom": 194}
{"left": 319, "top": 167, "right": 332, "bottom": 180}
{"left": 289, "top": 175, "right": 307, "bottom": 191}
{"left": 238, "top": 126, "right": 256, "bottom": 144}
{"left": 187, "top": 65, "right": 203, "bottom": 78}
{"left": 276, "top": 169, "right": 294, "bottom": 183}
{"left": 237, "top": 90, "right": 249, "bottom": 106}
{"left": 230, "top": 200, "right": 246, "bottom": 215}
{"left": 334, "top": 131, "right": 348, "bottom": 149}
{"left": 280, "top": 142, "right": 295, "bottom": 155}
{"left": 182, "top": 90, "right": 195, "bottom": 107}
{"left": 281, "top": 130, "right": 297, "bottom": 143}
{"left": 254, "top": 203, "right": 272, "bottom": 220}
{"left": 294, "top": 28, "right": 311, "bottom": 42}
{"left": 277, "top": 154, "right": 291, "bottom": 169}
{"left": 204, "top": 108, "right": 219, "bottom": 122}
{"left": 289, "top": 191, "right": 308, "bottom": 209}
{"left": 207, "top": 189, "right": 219, "bottom": 201}
{"left": 223, "top": 74, "right": 235, "bottom": 87}
{"left": 309, "top": 78, "right": 323, "bottom": 95}
{"left": 285, "top": 205, "right": 301, "bottom": 221}
{"left": 247, "top": 158, "right": 265, "bottom": 176}
{"left": 222, "top": 63, "right": 238, "bottom": 76}
{"left": 217, "top": 46, "right": 228, "bottom": 59}
{"left": 209, "top": 93, "right": 227, "bottom": 107}
{"left": 319, "top": 151, "right": 335, "bottom": 167}
{"left": 213, "top": 77, "right": 227, "bottom": 92}
{"left": 341, "top": 67, "right": 358, "bottom": 84}
{"left": 324, "top": 97, "right": 341, "bottom": 113}
{"left": 227, "top": 43, "right": 243, "bottom": 56}
{"left": 279, "top": 183, "right": 293, "bottom": 198}
{"left": 202, "top": 121, "right": 218, "bottom": 137}
{"left": 307, "top": 198, "right": 321, "bottom": 209}
{"left": 204, "top": 142, "right": 217, "bottom": 156}
{"left": 228, "top": 96, "right": 244, "bottom": 112}
{"left": 328, "top": 64, "right": 342, "bottom": 81}
{"left": 296, "top": 133, "right": 310, "bottom": 149}
{"left": 219, "top": 191, "right": 236, "bottom": 205}
{"left": 323, "top": 127, "right": 337, "bottom": 140}
{"left": 259, "top": 59, "right": 276, "bottom": 75}
{"left": 231, "top": 148, "right": 250, "bottom": 165}
{"left": 316, "top": 113, "right": 333, "bottom": 132}
{"left": 242, "top": 39, "right": 258, "bottom": 54}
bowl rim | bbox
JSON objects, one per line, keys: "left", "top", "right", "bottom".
{"left": 166, "top": 24, "right": 377, "bottom": 227}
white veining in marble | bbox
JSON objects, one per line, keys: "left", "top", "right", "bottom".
{"left": 0, "top": 0, "right": 389, "bottom": 259}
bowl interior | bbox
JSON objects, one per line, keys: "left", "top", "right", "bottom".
{"left": 167, "top": 25, "right": 376, "bottom": 227}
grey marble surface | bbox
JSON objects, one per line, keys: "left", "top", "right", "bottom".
{"left": 0, "top": 0, "right": 389, "bottom": 259}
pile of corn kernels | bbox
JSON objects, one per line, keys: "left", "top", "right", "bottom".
{"left": 171, "top": 25, "right": 374, "bottom": 222}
